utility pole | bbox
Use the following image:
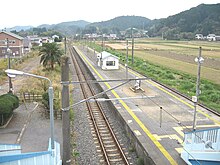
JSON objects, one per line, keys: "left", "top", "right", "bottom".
{"left": 64, "top": 37, "right": 67, "bottom": 55}
{"left": 6, "top": 38, "right": 13, "bottom": 93}
{"left": 192, "top": 47, "right": 204, "bottom": 131}
{"left": 102, "top": 34, "right": 104, "bottom": 51}
{"left": 131, "top": 28, "right": 134, "bottom": 65}
{"left": 126, "top": 40, "right": 128, "bottom": 79}
{"left": 61, "top": 56, "right": 71, "bottom": 165}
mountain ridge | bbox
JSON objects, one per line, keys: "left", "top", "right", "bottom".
{"left": 6, "top": 3, "right": 220, "bottom": 39}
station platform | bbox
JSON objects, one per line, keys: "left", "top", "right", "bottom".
{"left": 74, "top": 46, "right": 220, "bottom": 165}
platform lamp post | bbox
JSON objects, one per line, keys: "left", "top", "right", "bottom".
{"left": 131, "top": 28, "right": 134, "bottom": 65}
{"left": 126, "top": 27, "right": 136, "bottom": 65}
{"left": 125, "top": 40, "right": 129, "bottom": 79}
{"left": 5, "top": 69, "right": 55, "bottom": 152}
{"left": 6, "top": 38, "right": 13, "bottom": 93}
{"left": 192, "top": 47, "right": 204, "bottom": 131}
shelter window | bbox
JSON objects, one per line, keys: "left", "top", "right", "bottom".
{"left": 106, "top": 61, "right": 115, "bottom": 66}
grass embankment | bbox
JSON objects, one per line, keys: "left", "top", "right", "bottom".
{"left": 85, "top": 41, "right": 220, "bottom": 113}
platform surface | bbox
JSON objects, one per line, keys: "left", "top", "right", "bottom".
{"left": 76, "top": 46, "right": 220, "bottom": 165}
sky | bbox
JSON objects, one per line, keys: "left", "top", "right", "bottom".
{"left": 1, "top": 0, "right": 219, "bottom": 29}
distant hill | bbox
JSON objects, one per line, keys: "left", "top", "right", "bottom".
{"left": 89, "top": 16, "right": 151, "bottom": 31}
{"left": 147, "top": 3, "right": 220, "bottom": 39}
{"left": 37, "top": 24, "right": 52, "bottom": 29}
{"left": 38, "top": 20, "right": 90, "bottom": 35}
{"left": 8, "top": 26, "right": 33, "bottom": 32}
{"left": 7, "top": 3, "right": 220, "bottom": 39}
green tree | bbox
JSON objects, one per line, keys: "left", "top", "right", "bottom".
{"left": 39, "top": 43, "right": 63, "bottom": 70}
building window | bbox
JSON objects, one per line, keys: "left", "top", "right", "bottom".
{"left": 9, "top": 40, "right": 15, "bottom": 44}
{"left": 2, "top": 50, "right": 6, "bottom": 54}
{"left": 0, "top": 40, "right": 6, "bottom": 44}
{"left": 106, "top": 61, "right": 115, "bottom": 66}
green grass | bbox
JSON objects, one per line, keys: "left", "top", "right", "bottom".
{"left": 130, "top": 50, "right": 220, "bottom": 84}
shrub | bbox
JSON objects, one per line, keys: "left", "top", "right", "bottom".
{"left": 0, "top": 93, "right": 19, "bottom": 112}
{"left": 42, "top": 92, "right": 60, "bottom": 110}
{"left": 42, "top": 92, "right": 49, "bottom": 109}
{"left": 0, "top": 93, "right": 19, "bottom": 126}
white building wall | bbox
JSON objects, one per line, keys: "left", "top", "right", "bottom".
{"left": 102, "top": 56, "right": 119, "bottom": 70}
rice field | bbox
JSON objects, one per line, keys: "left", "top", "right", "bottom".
{"left": 104, "top": 39, "right": 220, "bottom": 84}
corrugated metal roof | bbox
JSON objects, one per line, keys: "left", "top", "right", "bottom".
{"left": 0, "top": 31, "right": 24, "bottom": 40}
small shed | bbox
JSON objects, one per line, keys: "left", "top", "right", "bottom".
{"left": 97, "top": 51, "right": 119, "bottom": 70}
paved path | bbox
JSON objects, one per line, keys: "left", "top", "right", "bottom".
{"left": 0, "top": 102, "right": 63, "bottom": 153}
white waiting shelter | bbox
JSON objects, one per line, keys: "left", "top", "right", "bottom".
{"left": 97, "top": 51, "right": 119, "bottom": 70}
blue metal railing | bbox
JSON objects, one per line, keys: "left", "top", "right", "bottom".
{"left": 0, "top": 140, "right": 62, "bottom": 165}
{"left": 181, "top": 127, "right": 220, "bottom": 165}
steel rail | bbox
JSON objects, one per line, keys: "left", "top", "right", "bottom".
{"left": 69, "top": 45, "right": 130, "bottom": 165}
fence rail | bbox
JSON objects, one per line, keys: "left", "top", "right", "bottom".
{"left": 16, "top": 92, "right": 42, "bottom": 102}
{"left": 15, "top": 92, "right": 62, "bottom": 119}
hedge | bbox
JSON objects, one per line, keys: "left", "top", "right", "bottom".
{"left": 0, "top": 93, "right": 19, "bottom": 126}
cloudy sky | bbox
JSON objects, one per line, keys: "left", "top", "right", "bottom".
{"left": 1, "top": 0, "right": 219, "bottom": 29}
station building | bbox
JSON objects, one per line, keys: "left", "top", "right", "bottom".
{"left": 97, "top": 51, "right": 119, "bottom": 70}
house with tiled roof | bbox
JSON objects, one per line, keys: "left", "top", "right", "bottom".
{"left": 0, "top": 31, "right": 24, "bottom": 57}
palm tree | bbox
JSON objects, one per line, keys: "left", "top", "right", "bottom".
{"left": 39, "top": 42, "right": 63, "bottom": 70}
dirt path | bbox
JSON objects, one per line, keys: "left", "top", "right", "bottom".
{"left": 0, "top": 56, "right": 41, "bottom": 95}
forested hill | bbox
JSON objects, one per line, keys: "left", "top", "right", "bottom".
{"left": 85, "top": 3, "right": 220, "bottom": 39}
{"left": 88, "top": 16, "right": 151, "bottom": 31}
{"left": 10, "top": 3, "right": 220, "bottom": 39}
{"left": 147, "top": 3, "right": 220, "bottom": 39}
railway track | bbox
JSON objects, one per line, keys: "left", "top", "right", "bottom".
{"left": 69, "top": 46, "right": 131, "bottom": 165}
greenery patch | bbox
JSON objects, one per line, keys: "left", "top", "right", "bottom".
{"left": 0, "top": 93, "right": 19, "bottom": 126}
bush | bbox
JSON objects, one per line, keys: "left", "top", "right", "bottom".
{"left": 0, "top": 93, "right": 19, "bottom": 126}
{"left": 0, "top": 93, "right": 19, "bottom": 113}
{"left": 42, "top": 92, "right": 60, "bottom": 110}
{"left": 42, "top": 92, "right": 49, "bottom": 109}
